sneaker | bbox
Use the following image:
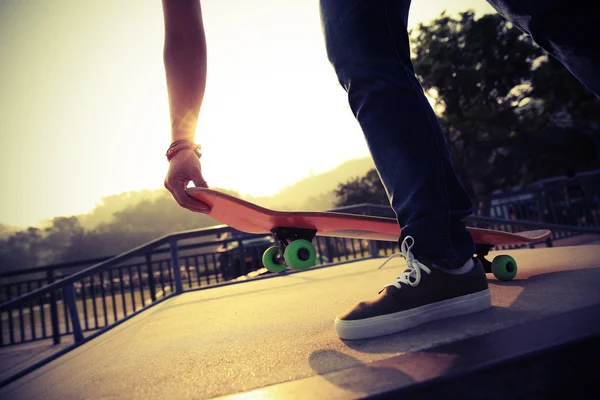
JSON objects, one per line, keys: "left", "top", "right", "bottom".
{"left": 334, "top": 236, "right": 491, "bottom": 340}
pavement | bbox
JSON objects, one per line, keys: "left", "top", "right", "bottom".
{"left": 1, "top": 244, "right": 599, "bottom": 399}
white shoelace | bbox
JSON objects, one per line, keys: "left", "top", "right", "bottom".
{"left": 378, "top": 236, "right": 431, "bottom": 290}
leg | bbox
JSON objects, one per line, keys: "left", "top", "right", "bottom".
{"left": 321, "top": 0, "right": 491, "bottom": 340}
{"left": 486, "top": 0, "right": 600, "bottom": 98}
{"left": 320, "top": 0, "right": 474, "bottom": 265}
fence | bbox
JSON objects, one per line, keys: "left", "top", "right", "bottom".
{"left": 2, "top": 181, "right": 600, "bottom": 350}
{"left": 474, "top": 170, "right": 600, "bottom": 229}
{"left": 0, "top": 222, "right": 402, "bottom": 349}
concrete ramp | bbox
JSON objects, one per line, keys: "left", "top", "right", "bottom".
{"left": 1, "top": 245, "right": 599, "bottom": 399}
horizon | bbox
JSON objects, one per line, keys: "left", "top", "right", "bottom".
{"left": 0, "top": 0, "right": 495, "bottom": 227}
{"left": 2, "top": 155, "right": 376, "bottom": 230}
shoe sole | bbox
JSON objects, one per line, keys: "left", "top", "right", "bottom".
{"left": 334, "top": 289, "right": 492, "bottom": 340}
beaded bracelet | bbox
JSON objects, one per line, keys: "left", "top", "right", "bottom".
{"left": 166, "top": 140, "right": 202, "bottom": 162}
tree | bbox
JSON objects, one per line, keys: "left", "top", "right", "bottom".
{"left": 41, "top": 217, "right": 85, "bottom": 263}
{"left": 411, "top": 11, "right": 600, "bottom": 197}
{"left": 335, "top": 169, "right": 388, "bottom": 207}
{"left": 0, "top": 227, "right": 44, "bottom": 271}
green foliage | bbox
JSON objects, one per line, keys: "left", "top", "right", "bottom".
{"left": 76, "top": 189, "right": 166, "bottom": 230}
{"left": 334, "top": 169, "right": 388, "bottom": 207}
{"left": 0, "top": 227, "right": 44, "bottom": 270}
{"left": 0, "top": 224, "right": 20, "bottom": 240}
{"left": 411, "top": 11, "right": 600, "bottom": 196}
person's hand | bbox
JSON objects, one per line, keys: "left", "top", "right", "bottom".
{"left": 164, "top": 149, "right": 211, "bottom": 213}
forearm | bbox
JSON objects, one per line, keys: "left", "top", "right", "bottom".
{"left": 162, "top": 0, "right": 207, "bottom": 143}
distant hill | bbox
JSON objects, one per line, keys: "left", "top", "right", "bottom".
{"left": 245, "top": 157, "right": 376, "bottom": 210}
{"left": 37, "top": 156, "right": 375, "bottom": 231}
{"left": 74, "top": 189, "right": 167, "bottom": 230}
{"left": 0, "top": 158, "right": 378, "bottom": 270}
{"left": 0, "top": 224, "right": 20, "bottom": 239}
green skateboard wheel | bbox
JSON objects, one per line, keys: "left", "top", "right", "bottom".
{"left": 491, "top": 255, "right": 517, "bottom": 281}
{"left": 283, "top": 239, "right": 316, "bottom": 270}
{"left": 262, "top": 246, "right": 286, "bottom": 272}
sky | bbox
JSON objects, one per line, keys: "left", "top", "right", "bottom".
{"left": 0, "top": 0, "right": 495, "bottom": 227}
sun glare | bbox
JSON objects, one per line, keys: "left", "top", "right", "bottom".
{"left": 0, "top": 0, "right": 495, "bottom": 227}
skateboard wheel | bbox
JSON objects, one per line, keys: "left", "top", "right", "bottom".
{"left": 491, "top": 255, "right": 517, "bottom": 281}
{"left": 262, "top": 246, "right": 286, "bottom": 272}
{"left": 283, "top": 239, "right": 316, "bottom": 270}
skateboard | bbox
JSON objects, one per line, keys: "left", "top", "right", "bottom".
{"left": 186, "top": 188, "right": 552, "bottom": 281}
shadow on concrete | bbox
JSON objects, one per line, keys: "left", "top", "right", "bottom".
{"left": 308, "top": 350, "right": 416, "bottom": 394}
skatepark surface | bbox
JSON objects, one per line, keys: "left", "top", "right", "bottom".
{"left": 1, "top": 245, "right": 599, "bottom": 399}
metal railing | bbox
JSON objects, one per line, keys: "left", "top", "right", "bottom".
{"left": 0, "top": 223, "right": 398, "bottom": 349}
{"left": 473, "top": 172, "right": 600, "bottom": 229}
{"left": 2, "top": 196, "right": 600, "bottom": 350}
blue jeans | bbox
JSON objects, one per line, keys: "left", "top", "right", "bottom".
{"left": 319, "top": 0, "right": 599, "bottom": 265}
{"left": 486, "top": 0, "right": 600, "bottom": 98}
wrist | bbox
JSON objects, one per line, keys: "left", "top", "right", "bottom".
{"left": 171, "top": 133, "right": 196, "bottom": 143}
{"left": 166, "top": 140, "right": 202, "bottom": 162}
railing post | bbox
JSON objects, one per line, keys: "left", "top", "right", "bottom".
{"left": 145, "top": 253, "right": 157, "bottom": 302}
{"left": 368, "top": 240, "right": 378, "bottom": 258}
{"left": 238, "top": 239, "right": 246, "bottom": 277}
{"left": 324, "top": 237, "right": 334, "bottom": 262}
{"left": 46, "top": 269, "right": 60, "bottom": 345}
{"left": 169, "top": 238, "right": 184, "bottom": 294}
{"left": 63, "top": 284, "right": 84, "bottom": 343}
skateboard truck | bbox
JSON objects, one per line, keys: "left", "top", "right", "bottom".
{"left": 271, "top": 227, "right": 317, "bottom": 259}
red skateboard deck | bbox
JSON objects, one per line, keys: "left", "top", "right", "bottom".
{"left": 186, "top": 188, "right": 551, "bottom": 280}
{"left": 186, "top": 188, "right": 550, "bottom": 246}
